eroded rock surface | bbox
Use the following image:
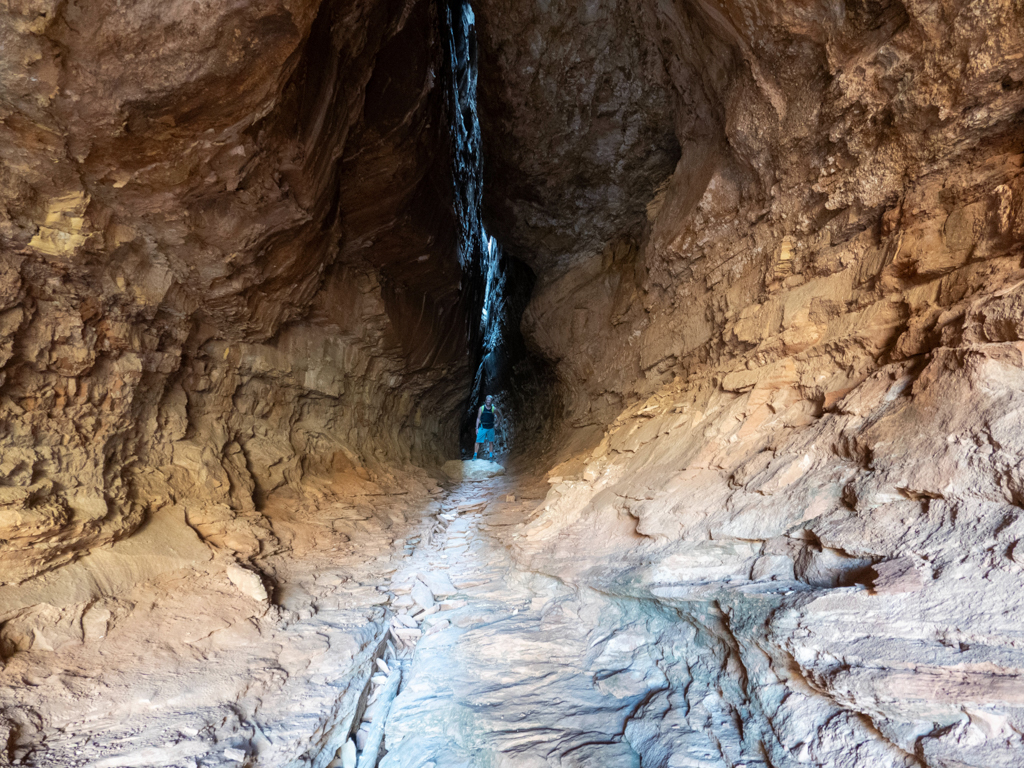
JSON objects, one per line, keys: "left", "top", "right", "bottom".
{"left": 0, "top": 465, "right": 445, "bottom": 767}
{"left": 0, "top": 0, "right": 470, "bottom": 585}
{"left": 3, "top": 0, "right": 1024, "bottom": 767}
{"left": 472, "top": 1, "right": 1024, "bottom": 765}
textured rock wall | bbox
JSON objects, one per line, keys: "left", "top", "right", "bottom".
{"left": 476, "top": 0, "right": 683, "bottom": 277}
{"left": 2, "top": 0, "right": 1024, "bottom": 765}
{"left": 483, "top": 0, "right": 1024, "bottom": 429}
{"left": 475, "top": 0, "right": 1024, "bottom": 765}
{"left": 0, "top": 0, "right": 473, "bottom": 585}
{"left": 443, "top": 0, "right": 560, "bottom": 457}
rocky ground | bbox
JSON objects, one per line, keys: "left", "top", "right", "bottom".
{"left": 4, "top": 398, "right": 1024, "bottom": 768}
{"left": 0, "top": 465, "right": 433, "bottom": 768}
{"left": 3, "top": 2, "right": 1024, "bottom": 766}
{"left": 381, "top": 470, "right": 672, "bottom": 768}
{"left": 0, "top": 460, "right": 675, "bottom": 768}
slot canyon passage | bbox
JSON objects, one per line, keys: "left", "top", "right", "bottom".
{"left": 3, "top": 0, "right": 1024, "bottom": 766}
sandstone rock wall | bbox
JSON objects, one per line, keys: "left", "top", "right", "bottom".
{"left": 0, "top": 0, "right": 473, "bottom": 585}
{"left": 483, "top": 0, "right": 1024, "bottom": 430}
{"left": 474, "top": 1, "right": 1024, "bottom": 765}
{"left": 2, "top": 0, "right": 1024, "bottom": 765}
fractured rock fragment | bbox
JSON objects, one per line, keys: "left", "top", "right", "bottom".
{"left": 410, "top": 579, "right": 435, "bottom": 611}
{"left": 225, "top": 565, "right": 269, "bottom": 603}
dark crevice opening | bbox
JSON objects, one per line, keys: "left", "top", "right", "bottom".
{"left": 438, "top": 0, "right": 560, "bottom": 462}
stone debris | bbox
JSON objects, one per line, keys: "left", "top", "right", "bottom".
{"left": 225, "top": 565, "right": 269, "bottom": 603}
{"left": 410, "top": 579, "right": 435, "bottom": 611}
{"left": 390, "top": 626, "right": 421, "bottom": 646}
{"left": 357, "top": 665, "right": 402, "bottom": 768}
{"left": 452, "top": 578, "right": 490, "bottom": 590}
{"left": 335, "top": 741, "right": 354, "bottom": 768}
{"left": 416, "top": 571, "right": 457, "bottom": 598}
{"left": 355, "top": 726, "right": 370, "bottom": 751}
{"left": 392, "top": 594, "right": 415, "bottom": 609}
{"left": 423, "top": 619, "right": 449, "bottom": 636}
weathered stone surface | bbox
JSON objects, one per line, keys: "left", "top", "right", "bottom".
{"left": 465, "top": 3, "right": 1024, "bottom": 767}
{"left": 415, "top": 570, "right": 457, "bottom": 599}
{"left": 503, "top": 0, "right": 1024, "bottom": 435}
{"left": 3, "top": 1, "right": 1024, "bottom": 767}
{"left": 0, "top": 505, "right": 211, "bottom": 620}
{"left": 0, "top": 0, "right": 472, "bottom": 584}
{"left": 410, "top": 579, "right": 435, "bottom": 612}
{"left": 441, "top": 459, "right": 506, "bottom": 481}
{"left": 0, "top": 465, "right": 443, "bottom": 767}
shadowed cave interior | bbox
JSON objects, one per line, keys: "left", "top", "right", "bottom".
{"left": 1, "top": 0, "right": 1024, "bottom": 766}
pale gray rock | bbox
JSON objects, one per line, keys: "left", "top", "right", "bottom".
{"left": 341, "top": 739, "right": 357, "bottom": 768}
{"left": 416, "top": 571, "right": 457, "bottom": 599}
{"left": 441, "top": 460, "right": 506, "bottom": 482}
{"left": 410, "top": 579, "right": 435, "bottom": 611}
{"left": 225, "top": 565, "right": 268, "bottom": 603}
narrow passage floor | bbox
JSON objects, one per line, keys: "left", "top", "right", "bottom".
{"left": 366, "top": 469, "right": 706, "bottom": 768}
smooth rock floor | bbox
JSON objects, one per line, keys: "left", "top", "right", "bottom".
{"left": 7, "top": 458, "right": 1020, "bottom": 768}
{"left": 0, "top": 465, "right": 718, "bottom": 767}
{"left": 0, "top": 468, "right": 689, "bottom": 768}
{"left": 380, "top": 474, "right": 672, "bottom": 767}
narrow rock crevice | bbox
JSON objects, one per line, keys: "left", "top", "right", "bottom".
{"left": 439, "top": 0, "right": 560, "bottom": 461}
{"left": 1, "top": 1, "right": 1024, "bottom": 767}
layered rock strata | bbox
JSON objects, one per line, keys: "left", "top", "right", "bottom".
{"left": 0, "top": 463, "right": 445, "bottom": 767}
{"left": 473, "top": 1, "right": 1024, "bottom": 766}
{"left": 2, "top": 0, "right": 1024, "bottom": 767}
{"left": 0, "top": 0, "right": 474, "bottom": 586}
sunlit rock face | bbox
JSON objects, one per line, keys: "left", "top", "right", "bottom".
{"left": 0, "top": 0, "right": 472, "bottom": 584}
